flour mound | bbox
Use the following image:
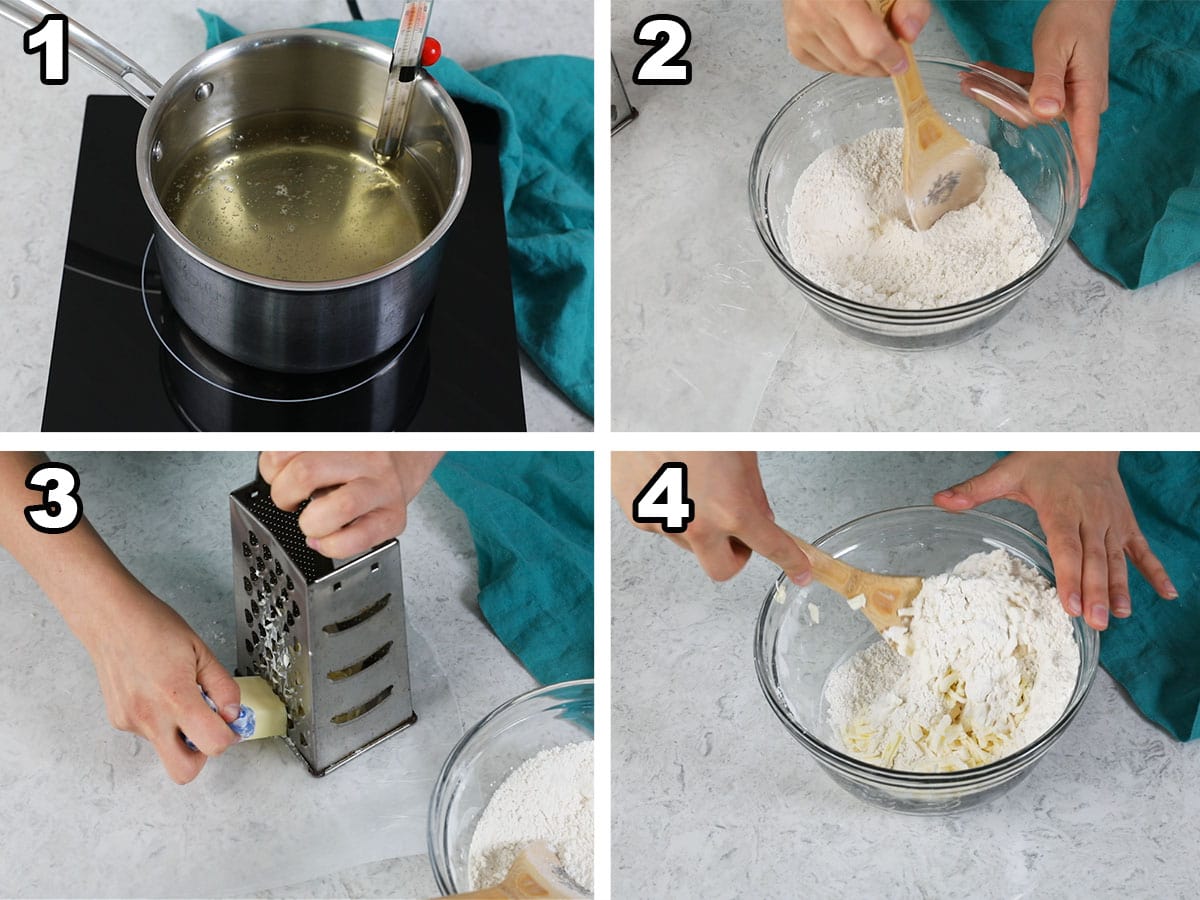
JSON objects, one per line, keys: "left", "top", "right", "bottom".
{"left": 468, "top": 741, "right": 594, "bottom": 891}
{"left": 786, "top": 128, "right": 1045, "bottom": 310}
{"left": 824, "top": 549, "right": 1078, "bottom": 772}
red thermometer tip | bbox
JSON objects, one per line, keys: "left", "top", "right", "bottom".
{"left": 421, "top": 37, "right": 442, "bottom": 67}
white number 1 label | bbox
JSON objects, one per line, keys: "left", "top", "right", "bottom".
{"left": 24, "top": 14, "right": 68, "bottom": 85}
{"left": 632, "top": 462, "right": 694, "bottom": 533}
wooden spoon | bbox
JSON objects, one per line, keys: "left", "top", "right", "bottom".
{"left": 785, "top": 530, "right": 923, "bottom": 636}
{"left": 868, "top": 0, "right": 987, "bottom": 230}
{"left": 452, "top": 841, "right": 588, "bottom": 899}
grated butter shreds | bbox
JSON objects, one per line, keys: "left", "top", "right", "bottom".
{"left": 824, "top": 550, "right": 1078, "bottom": 773}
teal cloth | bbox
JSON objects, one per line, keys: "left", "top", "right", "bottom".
{"left": 200, "top": 12, "right": 595, "bottom": 416}
{"left": 432, "top": 452, "right": 593, "bottom": 686}
{"left": 935, "top": 1, "right": 1200, "bottom": 289}
{"left": 1102, "top": 453, "right": 1200, "bottom": 742}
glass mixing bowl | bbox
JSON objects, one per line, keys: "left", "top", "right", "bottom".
{"left": 754, "top": 507, "right": 1098, "bottom": 814}
{"left": 427, "top": 679, "right": 594, "bottom": 894}
{"left": 749, "top": 58, "right": 1079, "bottom": 349}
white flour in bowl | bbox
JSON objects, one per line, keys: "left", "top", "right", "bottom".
{"left": 786, "top": 128, "right": 1045, "bottom": 309}
{"left": 468, "top": 740, "right": 594, "bottom": 891}
{"left": 824, "top": 549, "right": 1078, "bottom": 772}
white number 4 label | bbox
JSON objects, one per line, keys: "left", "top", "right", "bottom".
{"left": 24, "top": 14, "right": 68, "bottom": 86}
{"left": 632, "top": 14, "right": 692, "bottom": 85}
{"left": 25, "top": 462, "right": 83, "bottom": 534}
{"left": 632, "top": 462, "right": 695, "bottom": 533}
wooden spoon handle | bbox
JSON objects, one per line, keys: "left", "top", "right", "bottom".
{"left": 865, "top": 0, "right": 946, "bottom": 149}
{"left": 452, "top": 842, "right": 587, "bottom": 899}
{"left": 785, "top": 531, "right": 873, "bottom": 601}
{"left": 454, "top": 887, "right": 522, "bottom": 899}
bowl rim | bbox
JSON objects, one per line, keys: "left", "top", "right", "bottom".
{"left": 748, "top": 56, "right": 1081, "bottom": 321}
{"left": 753, "top": 505, "right": 1099, "bottom": 787}
{"left": 426, "top": 677, "right": 595, "bottom": 894}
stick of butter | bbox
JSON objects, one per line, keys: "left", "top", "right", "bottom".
{"left": 183, "top": 676, "right": 286, "bottom": 750}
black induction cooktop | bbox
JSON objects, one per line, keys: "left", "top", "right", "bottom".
{"left": 42, "top": 95, "right": 526, "bottom": 431}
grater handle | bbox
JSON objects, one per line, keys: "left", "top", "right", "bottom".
{"left": 252, "top": 453, "right": 369, "bottom": 570}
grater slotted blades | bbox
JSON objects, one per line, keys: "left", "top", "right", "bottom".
{"left": 230, "top": 479, "right": 416, "bottom": 776}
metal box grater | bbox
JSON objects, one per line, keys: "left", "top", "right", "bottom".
{"left": 230, "top": 479, "right": 417, "bottom": 776}
{"left": 611, "top": 55, "right": 638, "bottom": 134}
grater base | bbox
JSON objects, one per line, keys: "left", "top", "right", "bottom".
{"left": 282, "top": 710, "right": 418, "bottom": 778}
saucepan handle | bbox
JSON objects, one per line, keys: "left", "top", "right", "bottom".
{"left": 0, "top": 0, "right": 161, "bottom": 107}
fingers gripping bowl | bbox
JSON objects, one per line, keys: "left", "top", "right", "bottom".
{"left": 754, "top": 507, "right": 1098, "bottom": 814}
{"left": 749, "top": 58, "right": 1079, "bottom": 350}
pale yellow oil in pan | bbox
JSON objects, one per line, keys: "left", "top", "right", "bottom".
{"left": 161, "top": 111, "right": 444, "bottom": 283}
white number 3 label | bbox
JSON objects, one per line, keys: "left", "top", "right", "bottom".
{"left": 632, "top": 14, "right": 692, "bottom": 85}
{"left": 633, "top": 462, "right": 695, "bottom": 533}
{"left": 25, "top": 462, "right": 83, "bottom": 534}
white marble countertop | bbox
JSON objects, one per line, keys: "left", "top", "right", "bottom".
{"left": 0, "top": 452, "right": 538, "bottom": 898}
{"left": 612, "top": 451, "right": 1200, "bottom": 897}
{"left": 611, "top": 0, "right": 1199, "bottom": 431}
{"left": 0, "top": 0, "right": 592, "bottom": 432}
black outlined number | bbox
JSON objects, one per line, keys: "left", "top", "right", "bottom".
{"left": 25, "top": 462, "right": 82, "bottom": 534}
{"left": 24, "top": 14, "right": 68, "bottom": 86}
{"left": 632, "top": 462, "right": 695, "bottom": 533}
{"left": 632, "top": 14, "right": 692, "bottom": 85}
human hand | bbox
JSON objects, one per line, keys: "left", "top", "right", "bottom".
{"left": 781, "top": 0, "right": 931, "bottom": 76}
{"left": 933, "top": 452, "right": 1176, "bottom": 631}
{"left": 258, "top": 451, "right": 443, "bottom": 558}
{"left": 80, "top": 583, "right": 240, "bottom": 784}
{"left": 613, "top": 451, "right": 812, "bottom": 583}
{"left": 971, "top": 0, "right": 1114, "bottom": 205}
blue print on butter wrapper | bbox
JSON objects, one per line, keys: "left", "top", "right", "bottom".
{"left": 227, "top": 704, "right": 256, "bottom": 739}
{"left": 183, "top": 687, "right": 255, "bottom": 750}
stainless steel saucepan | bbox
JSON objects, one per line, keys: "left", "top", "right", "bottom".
{"left": 1, "top": 0, "right": 471, "bottom": 373}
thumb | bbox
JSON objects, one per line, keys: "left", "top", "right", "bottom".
{"left": 739, "top": 519, "right": 814, "bottom": 586}
{"left": 196, "top": 650, "right": 241, "bottom": 723}
{"left": 1029, "top": 27, "right": 1068, "bottom": 118}
{"left": 257, "top": 450, "right": 300, "bottom": 485}
{"left": 889, "top": 0, "right": 932, "bottom": 43}
{"left": 933, "top": 459, "right": 1020, "bottom": 511}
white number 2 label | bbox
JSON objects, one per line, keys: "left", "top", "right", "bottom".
{"left": 25, "top": 462, "right": 83, "bottom": 534}
{"left": 632, "top": 15, "right": 692, "bottom": 85}
{"left": 633, "top": 462, "right": 695, "bottom": 533}
{"left": 24, "top": 14, "right": 68, "bottom": 86}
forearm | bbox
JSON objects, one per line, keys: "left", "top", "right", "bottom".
{"left": 1064, "top": 0, "right": 1115, "bottom": 14}
{"left": 394, "top": 451, "right": 445, "bottom": 496}
{"left": 1016, "top": 450, "right": 1119, "bottom": 470}
{"left": 0, "top": 452, "right": 144, "bottom": 652}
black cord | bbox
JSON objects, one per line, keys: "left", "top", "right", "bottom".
{"left": 346, "top": 0, "right": 364, "bottom": 20}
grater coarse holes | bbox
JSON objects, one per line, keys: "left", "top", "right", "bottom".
{"left": 231, "top": 479, "right": 417, "bottom": 776}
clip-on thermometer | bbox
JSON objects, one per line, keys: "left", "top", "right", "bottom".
{"left": 373, "top": 0, "right": 437, "bottom": 162}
